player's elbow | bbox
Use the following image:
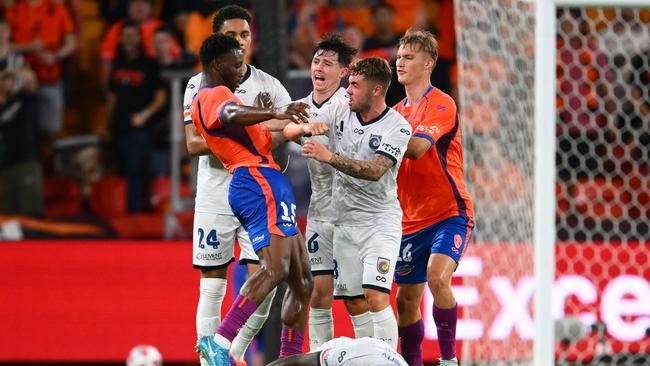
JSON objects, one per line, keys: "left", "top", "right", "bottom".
{"left": 405, "top": 147, "right": 427, "bottom": 160}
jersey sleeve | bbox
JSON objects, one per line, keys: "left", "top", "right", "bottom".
{"left": 314, "top": 97, "right": 348, "bottom": 131}
{"left": 193, "top": 86, "right": 240, "bottom": 130}
{"left": 413, "top": 97, "right": 457, "bottom": 145}
{"left": 183, "top": 75, "right": 201, "bottom": 124}
{"left": 270, "top": 76, "right": 292, "bottom": 107}
{"left": 100, "top": 23, "right": 121, "bottom": 62}
{"left": 375, "top": 118, "right": 412, "bottom": 165}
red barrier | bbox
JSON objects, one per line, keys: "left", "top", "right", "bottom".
{"left": 0, "top": 241, "right": 648, "bottom": 362}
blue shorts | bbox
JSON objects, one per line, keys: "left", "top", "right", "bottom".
{"left": 394, "top": 216, "right": 473, "bottom": 284}
{"left": 229, "top": 166, "right": 299, "bottom": 253}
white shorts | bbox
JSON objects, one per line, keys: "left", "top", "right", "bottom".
{"left": 192, "top": 211, "right": 258, "bottom": 269}
{"left": 318, "top": 337, "right": 407, "bottom": 366}
{"left": 305, "top": 219, "right": 335, "bottom": 275}
{"left": 332, "top": 223, "right": 401, "bottom": 298}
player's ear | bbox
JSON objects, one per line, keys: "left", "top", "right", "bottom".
{"left": 425, "top": 57, "right": 435, "bottom": 71}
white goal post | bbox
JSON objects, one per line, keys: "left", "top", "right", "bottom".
{"left": 534, "top": 1, "right": 649, "bottom": 365}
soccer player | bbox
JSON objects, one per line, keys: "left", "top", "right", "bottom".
{"left": 192, "top": 34, "right": 325, "bottom": 365}
{"left": 302, "top": 57, "right": 412, "bottom": 349}
{"left": 392, "top": 30, "right": 474, "bottom": 366}
{"left": 182, "top": 5, "right": 294, "bottom": 362}
{"left": 289, "top": 34, "right": 365, "bottom": 350}
{"left": 266, "top": 337, "right": 407, "bottom": 366}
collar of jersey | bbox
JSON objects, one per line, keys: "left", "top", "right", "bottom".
{"left": 402, "top": 85, "right": 434, "bottom": 107}
{"left": 240, "top": 64, "right": 253, "bottom": 84}
{"left": 356, "top": 106, "right": 390, "bottom": 126}
{"left": 311, "top": 87, "right": 341, "bottom": 109}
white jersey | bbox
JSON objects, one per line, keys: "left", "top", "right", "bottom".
{"left": 297, "top": 87, "right": 347, "bottom": 222}
{"left": 183, "top": 65, "right": 292, "bottom": 214}
{"left": 319, "top": 100, "right": 411, "bottom": 225}
{"left": 317, "top": 337, "right": 407, "bottom": 366}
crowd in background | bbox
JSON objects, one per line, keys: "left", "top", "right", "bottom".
{"left": 0, "top": 0, "right": 647, "bottom": 240}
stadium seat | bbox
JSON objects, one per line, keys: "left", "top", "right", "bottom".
{"left": 109, "top": 213, "right": 164, "bottom": 239}
{"left": 149, "top": 176, "right": 192, "bottom": 213}
{"left": 89, "top": 177, "right": 127, "bottom": 221}
{"left": 571, "top": 177, "right": 631, "bottom": 220}
{"left": 44, "top": 177, "right": 83, "bottom": 218}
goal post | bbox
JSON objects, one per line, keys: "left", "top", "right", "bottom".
{"left": 456, "top": 0, "right": 649, "bottom": 365}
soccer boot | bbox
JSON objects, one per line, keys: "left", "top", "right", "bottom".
{"left": 197, "top": 336, "right": 236, "bottom": 366}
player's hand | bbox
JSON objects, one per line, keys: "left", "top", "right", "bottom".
{"left": 253, "top": 91, "right": 272, "bottom": 108}
{"left": 302, "top": 139, "right": 334, "bottom": 163}
{"left": 131, "top": 112, "right": 148, "bottom": 127}
{"left": 273, "top": 102, "right": 310, "bottom": 124}
{"left": 304, "top": 122, "right": 329, "bottom": 137}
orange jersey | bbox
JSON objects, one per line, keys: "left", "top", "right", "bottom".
{"left": 395, "top": 86, "right": 474, "bottom": 235}
{"left": 190, "top": 85, "right": 279, "bottom": 174}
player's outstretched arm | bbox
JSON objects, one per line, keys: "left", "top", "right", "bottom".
{"left": 221, "top": 102, "right": 310, "bottom": 126}
{"left": 184, "top": 123, "right": 211, "bottom": 156}
{"left": 266, "top": 352, "right": 320, "bottom": 366}
{"left": 282, "top": 122, "right": 330, "bottom": 141}
{"left": 302, "top": 140, "right": 393, "bottom": 181}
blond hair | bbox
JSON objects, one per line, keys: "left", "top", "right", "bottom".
{"left": 399, "top": 29, "right": 439, "bottom": 63}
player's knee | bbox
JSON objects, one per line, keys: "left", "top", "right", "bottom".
{"left": 200, "top": 268, "right": 228, "bottom": 279}
{"left": 427, "top": 273, "right": 449, "bottom": 296}
{"left": 396, "top": 293, "right": 419, "bottom": 317}
{"left": 364, "top": 290, "right": 390, "bottom": 312}
{"left": 344, "top": 297, "right": 369, "bottom": 316}
{"left": 266, "top": 260, "right": 291, "bottom": 285}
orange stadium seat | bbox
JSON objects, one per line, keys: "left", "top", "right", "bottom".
{"left": 89, "top": 177, "right": 127, "bottom": 221}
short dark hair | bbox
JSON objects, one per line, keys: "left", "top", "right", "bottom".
{"left": 349, "top": 57, "right": 392, "bottom": 92}
{"left": 200, "top": 34, "right": 241, "bottom": 68}
{"left": 314, "top": 33, "right": 357, "bottom": 68}
{"left": 212, "top": 5, "right": 252, "bottom": 33}
{"left": 154, "top": 25, "right": 173, "bottom": 35}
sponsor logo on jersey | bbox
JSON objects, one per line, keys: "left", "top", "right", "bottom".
{"left": 252, "top": 234, "right": 266, "bottom": 244}
{"left": 235, "top": 89, "right": 246, "bottom": 94}
{"left": 369, "top": 134, "right": 382, "bottom": 149}
{"left": 436, "top": 104, "right": 448, "bottom": 111}
{"left": 395, "top": 264, "right": 414, "bottom": 277}
{"left": 196, "top": 253, "right": 223, "bottom": 261}
{"left": 377, "top": 257, "right": 391, "bottom": 274}
{"left": 282, "top": 222, "right": 293, "bottom": 228}
{"left": 417, "top": 125, "right": 440, "bottom": 135}
{"left": 454, "top": 234, "right": 463, "bottom": 248}
{"left": 184, "top": 104, "right": 191, "bottom": 111}
{"left": 382, "top": 143, "right": 401, "bottom": 156}
{"left": 188, "top": 83, "right": 195, "bottom": 89}
{"left": 310, "top": 257, "right": 322, "bottom": 265}
{"left": 336, "top": 283, "right": 347, "bottom": 290}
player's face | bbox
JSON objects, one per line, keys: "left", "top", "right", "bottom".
{"left": 219, "top": 19, "right": 252, "bottom": 57}
{"left": 218, "top": 48, "right": 245, "bottom": 92}
{"left": 396, "top": 43, "right": 433, "bottom": 86}
{"left": 311, "top": 50, "right": 344, "bottom": 93}
{"left": 346, "top": 74, "right": 374, "bottom": 113}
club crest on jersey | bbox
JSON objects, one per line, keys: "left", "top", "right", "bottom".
{"left": 454, "top": 234, "right": 463, "bottom": 249}
{"left": 377, "top": 257, "right": 391, "bottom": 274}
{"left": 369, "top": 134, "right": 382, "bottom": 149}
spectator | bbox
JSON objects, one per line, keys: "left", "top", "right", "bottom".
{"left": 100, "top": 21, "right": 166, "bottom": 212}
{"left": 100, "top": 0, "right": 180, "bottom": 88}
{"left": 100, "top": 0, "right": 128, "bottom": 25}
{"left": 341, "top": 25, "right": 365, "bottom": 54}
{"left": 184, "top": 1, "right": 220, "bottom": 58}
{"left": 5, "top": 0, "right": 76, "bottom": 136}
{"left": 288, "top": 0, "right": 321, "bottom": 69}
{"left": 287, "top": 0, "right": 342, "bottom": 39}
{"left": 160, "top": 0, "right": 203, "bottom": 51}
{"left": 149, "top": 26, "right": 195, "bottom": 177}
{"left": 337, "top": 0, "right": 373, "bottom": 36}
{"left": 0, "top": 16, "right": 41, "bottom": 216}
{"left": 361, "top": 2, "right": 399, "bottom": 61}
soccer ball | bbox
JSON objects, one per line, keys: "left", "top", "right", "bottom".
{"left": 126, "top": 345, "right": 163, "bottom": 366}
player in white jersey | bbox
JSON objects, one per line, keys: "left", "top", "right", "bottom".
{"left": 303, "top": 57, "right": 412, "bottom": 349}
{"left": 181, "top": 5, "right": 291, "bottom": 362}
{"left": 289, "top": 34, "right": 362, "bottom": 350}
{"left": 266, "top": 337, "right": 407, "bottom": 366}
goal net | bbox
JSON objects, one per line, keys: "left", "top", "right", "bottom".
{"left": 455, "top": 0, "right": 649, "bottom": 365}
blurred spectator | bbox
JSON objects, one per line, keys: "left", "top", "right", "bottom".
{"left": 361, "top": 2, "right": 399, "bottom": 61}
{"left": 160, "top": 0, "right": 202, "bottom": 51}
{"left": 184, "top": 1, "right": 220, "bottom": 58}
{"left": 341, "top": 25, "right": 365, "bottom": 54}
{"left": 100, "top": 0, "right": 180, "bottom": 88}
{"left": 5, "top": 0, "right": 76, "bottom": 136}
{"left": 149, "top": 26, "right": 195, "bottom": 177}
{"left": 337, "top": 0, "right": 373, "bottom": 36}
{"left": 384, "top": 0, "right": 422, "bottom": 34}
{"left": 100, "top": 21, "right": 166, "bottom": 212}
{"left": 0, "top": 16, "right": 41, "bottom": 216}
{"left": 288, "top": 0, "right": 321, "bottom": 69}
{"left": 425, "top": 0, "right": 455, "bottom": 94}
{"left": 288, "top": 0, "right": 342, "bottom": 39}
{"left": 100, "top": 0, "right": 128, "bottom": 25}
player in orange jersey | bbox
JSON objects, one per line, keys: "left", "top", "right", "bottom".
{"left": 191, "top": 34, "right": 327, "bottom": 365}
{"left": 392, "top": 30, "right": 475, "bottom": 366}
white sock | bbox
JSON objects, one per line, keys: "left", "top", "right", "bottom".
{"left": 350, "top": 311, "right": 374, "bottom": 338}
{"left": 308, "top": 308, "right": 333, "bottom": 351}
{"left": 371, "top": 306, "right": 398, "bottom": 349}
{"left": 230, "top": 287, "right": 277, "bottom": 360}
{"left": 196, "top": 278, "right": 227, "bottom": 337}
